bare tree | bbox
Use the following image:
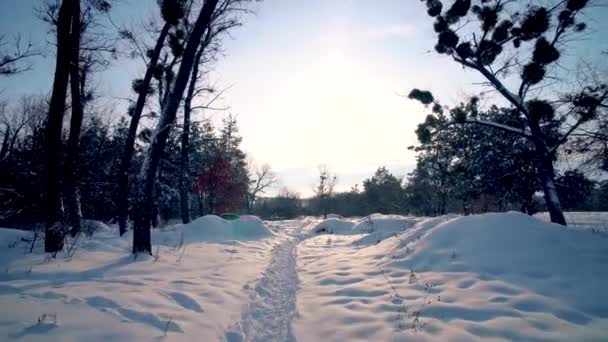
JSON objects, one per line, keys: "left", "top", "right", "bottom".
{"left": 313, "top": 165, "right": 337, "bottom": 219}
{"left": 38, "top": 0, "right": 116, "bottom": 238}
{"left": 0, "top": 35, "right": 39, "bottom": 76}
{"left": 133, "top": 0, "right": 221, "bottom": 254}
{"left": 0, "top": 99, "right": 32, "bottom": 164}
{"left": 44, "top": 0, "right": 76, "bottom": 253}
{"left": 116, "top": 0, "right": 186, "bottom": 236}
{"left": 179, "top": 1, "right": 245, "bottom": 223}
{"left": 63, "top": 0, "right": 83, "bottom": 237}
{"left": 246, "top": 162, "right": 277, "bottom": 212}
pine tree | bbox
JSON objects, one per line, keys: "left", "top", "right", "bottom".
{"left": 410, "top": 0, "right": 602, "bottom": 225}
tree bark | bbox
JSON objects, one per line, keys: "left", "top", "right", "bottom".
{"left": 64, "top": 0, "right": 82, "bottom": 237}
{"left": 45, "top": 0, "right": 74, "bottom": 253}
{"left": 538, "top": 156, "right": 567, "bottom": 225}
{"left": 133, "top": 0, "right": 219, "bottom": 254}
{"left": 117, "top": 23, "right": 170, "bottom": 236}
{"left": 528, "top": 120, "right": 567, "bottom": 225}
{"left": 179, "top": 46, "right": 205, "bottom": 224}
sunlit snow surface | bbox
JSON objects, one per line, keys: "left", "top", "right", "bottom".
{"left": 1, "top": 212, "right": 607, "bottom": 341}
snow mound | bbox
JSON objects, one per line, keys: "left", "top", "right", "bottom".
{"left": 296, "top": 213, "right": 608, "bottom": 341}
{"left": 351, "top": 215, "right": 419, "bottom": 245}
{"left": 177, "top": 214, "right": 272, "bottom": 243}
{"left": 325, "top": 214, "right": 343, "bottom": 219}
{"left": 310, "top": 218, "right": 355, "bottom": 235}
{"left": 80, "top": 219, "right": 114, "bottom": 235}
{"left": 310, "top": 215, "right": 419, "bottom": 245}
{"left": 0, "top": 227, "right": 29, "bottom": 246}
{"left": 387, "top": 212, "right": 608, "bottom": 318}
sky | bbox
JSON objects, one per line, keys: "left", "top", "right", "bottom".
{"left": 1, "top": 0, "right": 607, "bottom": 196}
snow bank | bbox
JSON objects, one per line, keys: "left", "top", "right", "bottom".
{"left": 0, "top": 226, "right": 29, "bottom": 246}
{"left": 175, "top": 215, "right": 272, "bottom": 243}
{"left": 310, "top": 218, "right": 355, "bottom": 235}
{"left": 309, "top": 215, "right": 418, "bottom": 245}
{"left": 295, "top": 213, "right": 608, "bottom": 341}
{"left": 536, "top": 211, "right": 608, "bottom": 233}
{"left": 351, "top": 215, "right": 418, "bottom": 245}
{"left": 384, "top": 212, "right": 608, "bottom": 337}
{"left": 0, "top": 216, "right": 282, "bottom": 341}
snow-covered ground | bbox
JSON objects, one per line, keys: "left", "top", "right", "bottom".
{"left": 1, "top": 212, "right": 607, "bottom": 341}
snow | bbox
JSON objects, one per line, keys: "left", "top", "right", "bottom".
{"left": 0, "top": 216, "right": 278, "bottom": 341}
{"left": 1, "top": 212, "right": 608, "bottom": 341}
{"left": 309, "top": 214, "right": 419, "bottom": 245}
{"left": 169, "top": 215, "right": 272, "bottom": 244}
{"left": 536, "top": 211, "right": 608, "bottom": 233}
{"left": 310, "top": 218, "right": 355, "bottom": 235}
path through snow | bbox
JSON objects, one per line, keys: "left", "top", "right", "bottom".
{"left": 225, "top": 220, "right": 312, "bottom": 342}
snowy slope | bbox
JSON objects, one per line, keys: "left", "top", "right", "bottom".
{"left": 0, "top": 216, "right": 280, "bottom": 341}
{"left": 1, "top": 212, "right": 607, "bottom": 341}
{"left": 295, "top": 213, "right": 608, "bottom": 341}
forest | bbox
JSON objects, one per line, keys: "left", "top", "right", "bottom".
{"left": 0, "top": 0, "right": 607, "bottom": 255}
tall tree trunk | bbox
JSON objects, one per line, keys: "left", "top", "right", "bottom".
{"left": 117, "top": 23, "right": 170, "bottom": 236}
{"left": 528, "top": 120, "right": 567, "bottom": 225}
{"left": 65, "top": 0, "right": 82, "bottom": 237}
{"left": 179, "top": 44, "right": 205, "bottom": 224}
{"left": 179, "top": 94, "right": 192, "bottom": 224}
{"left": 133, "top": 0, "right": 220, "bottom": 254}
{"left": 44, "top": 0, "right": 74, "bottom": 253}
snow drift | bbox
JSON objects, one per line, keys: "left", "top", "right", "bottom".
{"left": 156, "top": 215, "right": 272, "bottom": 245}
{"left": 311, "top": 218, "right": 355, "bottom": 235}
{"left": 296, "top": 212, "right": 608, "bottom": 341}
{"left": 2, "top": 212, "right": 607, "bottom": 341}
{"left": 386, "top": 212, "right": 608, "bottom": 317}
{"left": 310, "top": 214, "right": 418, "bottom": 245}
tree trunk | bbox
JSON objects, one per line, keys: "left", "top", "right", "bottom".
{"left": 528, "top": 120, "right": 567, "bottom": 225}
{"left": 539, "top": 157, "right": 567, "bottom": 225}
{"left": 179, "top": 45, "right": 205, "bottom": 224}
{"left": 133, "top": 0, "right": 219, "bottom": 254}
{"left": 117, "top": 23, "right": 170, "bottom": 236}
{"left": 0, "top": 126, "right": 10, "bottom": 163}
{"left": 64, "top": 0, "right": 82, "bottom": 237}
{"left": 197, "top": 189, "right": 204, "bottom": 217}
{"left": 44, "top": 0, "right": 74, "bottom": 253}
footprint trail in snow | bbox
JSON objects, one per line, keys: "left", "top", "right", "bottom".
{"left": 226, "top": 220, "right": 310, "bottom": 342}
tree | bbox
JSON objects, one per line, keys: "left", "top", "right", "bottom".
{"left": 411, "top": 0, "right": 601, "bottom": 225}
{"left": 194, "top": 115, "right": 249, "bottom": 215}
{"left": 38, "top": 0, "right": 116, "bottom": 242}
{"left": 117, "top": 0, "right": 186, "bottom": 236}
{"left": 268, "top": 187, "right": 302, "bottom": 219}
{"left": 313, "top": 165, "right": 337, "bottom": 218}
{"left": 179, "top": 8, "right": 238, "bottom": 223}
{"left": 61, "top": 0, "right": 114, "bottom": 237}
{"left": 0, "top": 35, "right": 38, "bottom": 76}
{"left": 566, "top": 77, "right": 608, "bottom": 172}
{"left": 44, "top": 0, "right": 76, "bottom": 253}
{"left": 362, "top": 167, "right": 407, "bottom": 214}
{"left": 247, "top": 162, "right": 277, "bottom": 213}
{"left": 132, "top": 0, "right": 222, "bottom": 254}
{"left": 0, "top": 97, "right": 47, "bottom": 223}
{"left": 408, "top": 102, "right": 543, "bottom": 216}
{"left": 556, "top": 170, "right": 594, "bottom": 210}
